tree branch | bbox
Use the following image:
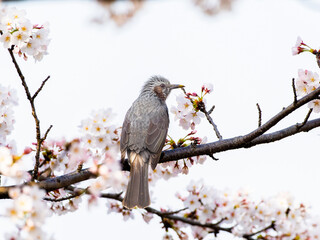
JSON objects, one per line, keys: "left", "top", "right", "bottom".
{"left": 42, "top": 125, "right": 53, "bottom": 142}
{"left": 238, "top": 86, "right": 320, "bottom": 144}
{"left": 243, "top": 221, "right": 275, "bottom": 240}
{"left": 100, "top": 191, "right": 233, "bottom": 235}
{"left": 32, "top": 76, "right": 50, "bottom": 100}
{"left": 256, "top": 103, "right": 262, "bottom": 127}
{"left": 8, "top": 47, "right": 33, "bottom": 101}
{"left": 8, "top": 48, "right": 51, "bottom": 181}
{"left": 0, "top": 102, "right": 318, "bottom": 200}
{"left": 1, "top": 117, "right": 319, "bottom": 199}
{"left": 199, "top": 101, "right": 223, "bottom": 140}
{"left": 84, "top": 187, "right": 273, "bottom": 239}
{"left": 297, "top": 108, "right": 312, "bottom": 129}
{"left": 158, "top": 117, "right": 320, "bottom": 165}
{"left": 292, "top": 78, "right": 297, "bottom": 105}
{"left": 182, "top": 87, "right": 222, "bottom": 140}
{"left": 0, "top": 168, "right": 96, "bottom": 199}
{"left": 44, "top": 189, "right": 85, "bottom": 202}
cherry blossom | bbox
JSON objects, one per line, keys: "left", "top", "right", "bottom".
{"left": 6, "top": 185, "right": 52, "bottom": 240}
{"left": 0, "top": 84, "right": 18, "bottom": 145}
{"left": 292, "top": 36, "right": 304, "bottom": 55}
{"left": 171, "top": 180, "right": 320, "bottom": 239}
{"left": 79, "top": 108, "right": 119, "bottom": 153}
{"left": 0, "top": 146, "right": 29, "bottom": 181}
{"left": 308, "top": 99, "right": 320, "bottom": 113}
{"left": 0, "top": 7, "right": 50, "bottom": 61}
{"left": 295, "top": 69, "right": 320, "bottom": 112}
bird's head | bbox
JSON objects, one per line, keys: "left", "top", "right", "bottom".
{"left": 141, "top": 76, "right": 184, "bottom": 101}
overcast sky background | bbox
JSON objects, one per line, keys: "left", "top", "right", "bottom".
{"left": 1, "top": 0, "right": 320, "bottom": 239}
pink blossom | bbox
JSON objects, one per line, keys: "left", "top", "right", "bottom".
{"left": 295, "top": 69, "right": 320, "bottom": 97}
{"left": 0, "top": 7, "right": 50, "bottom": 61}
{"left": 142, "top": 212, "right": 154, "bottom": 223}
{"left": 23, "top": 147, "right": 33, "bottom": 155}
{"left": 202, "top": 83, "right": 213, "bottom": 94}
{"left": 308, "top": 99, "right": 320, "bottom": 113}
{"left": 292, "top": 36, "right": 304, "bottom": 55}
{"left": 181, "top": 162, "right": 189, "bottom": 175}
{"left": 184, "top": 194, "right": 201, "bottom": 211}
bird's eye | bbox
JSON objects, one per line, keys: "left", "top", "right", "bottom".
{"left": 160, "top": 83, "right": 165, "bottom": 88}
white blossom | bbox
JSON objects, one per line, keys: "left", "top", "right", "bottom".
{"left": 6, "top": 185, "right": 51, "bottom": 240}
{"left": 292, "top": 36, "right": 303, "bottom": 55}
{"left": 0, "top": 84, "right": 18, "bottom": 145}
{"left": 295, "top": 69, "right": 320, "bottom": 96}
{"left": 0, "top": 31, "right": 12, "bottom": 48}
{"left": 0, "top": 7, "right": 50, "bottom": 61}
{"left": 308, "top": 99, "right": 320, "bottom": 113}
{"left": 184, "top": 194, "right": 201, "bottom": 211}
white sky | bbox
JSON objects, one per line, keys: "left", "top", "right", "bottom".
{"left": 1, "top": 0, "right": 320, "bottom": 239}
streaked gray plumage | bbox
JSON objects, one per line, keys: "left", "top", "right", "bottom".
{"left": 121, "top": 76, "right": 184, "bottom": 209}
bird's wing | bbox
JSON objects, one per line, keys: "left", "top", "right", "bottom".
{"left": 120, "top": 116, "right": 130, "bottom": 160}
{"left": 145, "top": 106, "right": 169, "bottom": 169}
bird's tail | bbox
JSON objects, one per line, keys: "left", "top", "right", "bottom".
{"left": 123, "top": 152, "right": 150, "bottom": 209}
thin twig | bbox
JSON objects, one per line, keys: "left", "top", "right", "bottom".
{"left": 297, "top": 108, "right": 313, "bottom": 129}
{"left": 44, "top": 189, "right": 85, "bottom": 202}
{"left": 203, "top": 108, "right": 222, "bottom": 140}
{"left": 38, "top": 167, "right": 52, "bottom": 181}
{"left": 292, "top": 78, "right": 297, "bottom": 105}
{"left": 182, "top": 87, "right": 222, "bottom": 139}
{"left": 198, "top": 101, "right": 222, "bottom": 140}
{"left": 66, "top": 185, "right": 123, "bottom": 200}
{"left": 8, "top": 47, "right": 32, "bottom": 99}
{"left": 8, "top": 48, "right": 51, "bottom": 181}
{"left": 33, "top": 143, "right": 42, "bottom": 180}
{"left": 256, "top": 103, "right": 262, "bottom": 127}
{"left": 77, "top": 163, "right": 83, "bottom": 172}
{"left": 207, "top": 105, "right": 215, "bottom": 115}
{"left": 243, "top": 221, "right": 275, "bottom": 239}
{"left": 42, "top": 125, "right": 53, "bottom": 142}
{"left": 207, "top": 153, "right": 219, "bottom": 161}
{"left": 32, "top": 76, "right": 50, "bottom": 100}
{"left": 146, "top": 206, "right": 232, "bottom": 234}
{"left": 160, "top": 207, "right": 188, "bottom": 216}
{"left": 39, "top": 158, "right": 49, "bottom": 169}
{"left": 212, "top": 217, "right": 226, "bottom": 226}
{"left": 100, "top": 191, "right": 123, "bottom": 199}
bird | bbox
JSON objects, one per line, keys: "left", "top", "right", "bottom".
{"left": 120, "top": 76, "right": 184, "bottom": 209}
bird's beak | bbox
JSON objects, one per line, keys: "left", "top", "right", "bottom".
{"left": 169, "top": 84, "right": 185, "bottom": 89}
